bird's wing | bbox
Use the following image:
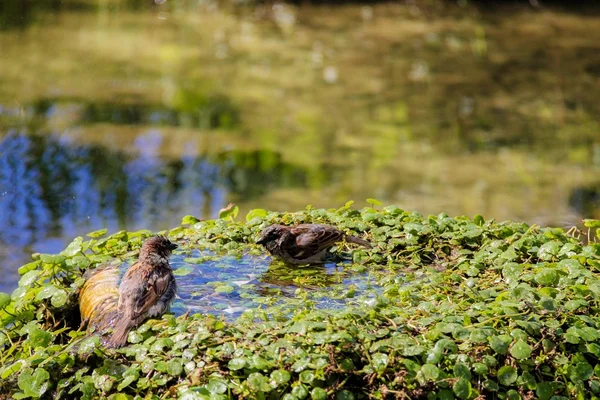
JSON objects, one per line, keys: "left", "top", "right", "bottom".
{"left": 124, "top": 265, "right": 171, "bottom": 320}
{"left": 289, "top": 224, "right": 343, "bottom": 258}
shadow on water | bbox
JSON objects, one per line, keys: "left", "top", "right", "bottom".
{"left": 0, "top": 132, "right": 321, "bottom": 292}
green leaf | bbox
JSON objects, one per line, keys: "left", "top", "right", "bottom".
{"left": 537, "top": 241, "right": 560, "bottom": 261}
{"left": 219, "top": 203, "right": 239, "bottom": 221}
{"left": 18, "top": 261, "right": 41, "bottom": 276}
{"left": 452, "top": 378, "right": 471, "bottom": 399}
{"left": 335, "top": 390, "right": 355, "bottom": 400}
{"left": 86, "top": 229, "right": 107, "bottom": 238}
{"left": 215, "top": 285, "right": 235, "bottom": 294}
{"left": 270, "top": 370, "right": 291, "bottom": 386}
{"left": 366, "top": 198, "right": 383, "bottom": 207}
{"left": 228, "top": 358, "right": 247, "bottom": 371}
{"left": 61, "top": 237, "right": 83, "bottom": 257}
{"left": 489, "top": 335, "right": 511, "bottom": 355}
{"left": 509, "top": 339, "right": 532, "bottom": 360}
{"left": 568, "top": 362, "right": 594, "bottom": 382}
{"left": 0, "top": 292, "right": 10, "bottom": 309}
{"left": 1, "top": 360, "right": 26, "bottom": 379}
{"left": 498, "top": 365, "right": 518, "bottom": 386}
{"left": 371, "top": 353, "right": 388, "bottom": 373}
{"left": 536, "top": 382, "right": 554, "bottom": 400}
{"left": 78, "top": 336, "right": 100, "bottom": 355}
{"left": 173, "top": 266, "right": 194, "bottom": 276}
{"left": 207, "top": 379, "right": 228, "bottom": 394}
{"left": 535, "top": 268, "right": 559, "bottom": 287}
{"left": 246, "top": 208, "right": 268, "bottom": 222}
{"left": 19, "top": 270, "right": 41, "bottom": 288}
{"left": 583, "top": 219, "right": 600, "bottom": 228}
{"left": 474, "top": 214, "right": 485, "bottom": 226}
{"left": 28, "top": 327, "right": 53, "bottom": 348}
{"left": 247, "top": 372, "right": 271, "bottom": 392}
{"left": 39, "top": 254, "right": 66, "bottom": 264}
{"left": 311, "top": 388, "right": 327, "bottom": 400}
{"left": 299, "top": 370, "right": 316, "bottom": 385}
{"left": 421, "top": 364, "right": 440, "bottom": 381}
{"left": 167, "top": 359, "right": 183, "bottom": 376}
{"left": 292, "top": 385, "right": 309, "bottom": 399}
{"left": 453, "top": 362, "right": 471, "bottom": 380}
{"left": 18, "top": 368, "right": 50, "bottom": 398}
{"left": 181, "top": 215, "right": 200, "bottom": 225}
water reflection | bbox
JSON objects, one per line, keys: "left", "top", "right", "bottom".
{"left": 165, "top": 250, "right": 354, "bottom": 319}
{"left": 1, "top": 0, "right": 600, "bottom": 294}
{"left": 0, "top": 132, "right": 314, "bottom": 292}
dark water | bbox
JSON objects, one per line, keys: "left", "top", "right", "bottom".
{"left": 1, "top": 0, "right": 600, "bottom": 293}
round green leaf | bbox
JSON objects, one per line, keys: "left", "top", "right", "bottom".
{"left": 228, "top": 358, "right": 247, "bottom": 371}
{"left": 247, "top": 372, "right": 271, "bottom": 392}
{"left": 167, "top": 360, "right": 183, "bottom": 376}
{"left": 292, "top": 385, "right": 309, "bottom": 399}
{"left": 568, "top": 362, "right": 594, "bottom": 382}
{"left": 509, "top": 339, "right": 532, "bottom": 360}
{"left": 498, "top": 366, "right": 518, "bottom": 386}
{"left": 535, "top": 269, "right": 559, "bottom": 287}
{"left": 489, "top": 335, "right": 511, "bottom": 355}
{"left": 207, "top": 379, "right": 228, "bottom": 394}
{"left": 421, "top": 364, "right": 440, "bottom": 381}
{"left": 453, "top": 362, "right": 471, "bottom": 380}
{"left": 452, "top": 378, "right": 471, "bottom": 399}
{"left": 535, "top": 381, "right": 554, "bottom": 400}
{"left": 311, "top": 387, "right": 327, "bottom": 400}
{"left": 299, "top": 370, "right": 316, "bottom": 385}
{"left": 270, "top": 370, "right": 291, "bottom": 386}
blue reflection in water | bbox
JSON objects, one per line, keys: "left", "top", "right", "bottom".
{"left": 0, "top": 132, "right": 228, "bottom": 292}
{"left": 114, "top": 250, "right": 372, "bottom": 320}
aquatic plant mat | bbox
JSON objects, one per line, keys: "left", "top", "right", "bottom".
{"left": 2, "top": 203, "right": 600, "bottom": 399}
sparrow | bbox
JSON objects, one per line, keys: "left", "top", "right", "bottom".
{"left": 256, "top": 223, "right": 371, "bottom": 265}
{"left": 79, "top": 262, "right": 121, "bottom": 336}
{"left": 106, "top": 235, "right": 178, "bottom": 348}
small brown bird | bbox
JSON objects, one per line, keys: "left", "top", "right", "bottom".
{"left": 256, "top": 224, "right": 371, "bottom": 265}
{"left": 106, "top": 235, "right": 178, "bottom": 348}
{"left": 79, "top": 262, "right": 121, "bottom": 336}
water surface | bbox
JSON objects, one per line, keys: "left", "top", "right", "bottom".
{"left": 1, "top": 0, "right": 600, "bottom": 293}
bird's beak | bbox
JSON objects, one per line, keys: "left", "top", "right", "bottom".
{"left": 256, "top": 237, "right": 267, "bottom": 245}
{"left": 169, "top": 243, "right": 179, "bottom": 251}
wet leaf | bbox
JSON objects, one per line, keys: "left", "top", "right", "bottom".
{"left": 18, "top": 368, "right": 50, "bottom": 398}
{"left": 173, "top": 266, "right": 194, "bottom": 276}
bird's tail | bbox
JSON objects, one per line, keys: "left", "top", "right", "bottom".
{"left": 345, "top": 235, "right": 372, "bottom": 248}
{"left": 105, "top": 320, "right": 132, "bottom": 348}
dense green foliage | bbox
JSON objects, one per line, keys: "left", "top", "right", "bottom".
{"left": 2, "top": 203, "right": 600, "bottom": 399}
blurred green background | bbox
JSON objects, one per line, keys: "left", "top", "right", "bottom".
{"left": 1, "top": 0, "right": 599, "bottom": 291}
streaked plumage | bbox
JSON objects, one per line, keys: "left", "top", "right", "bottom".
{"left": 107, "top": 236, "right": 178, "bottom": 347}
{"left": 256, "top": 223, "right": 371, "bottom": 265}
{"left": 78, "top": 236, "right": 178, "bottom": 348}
